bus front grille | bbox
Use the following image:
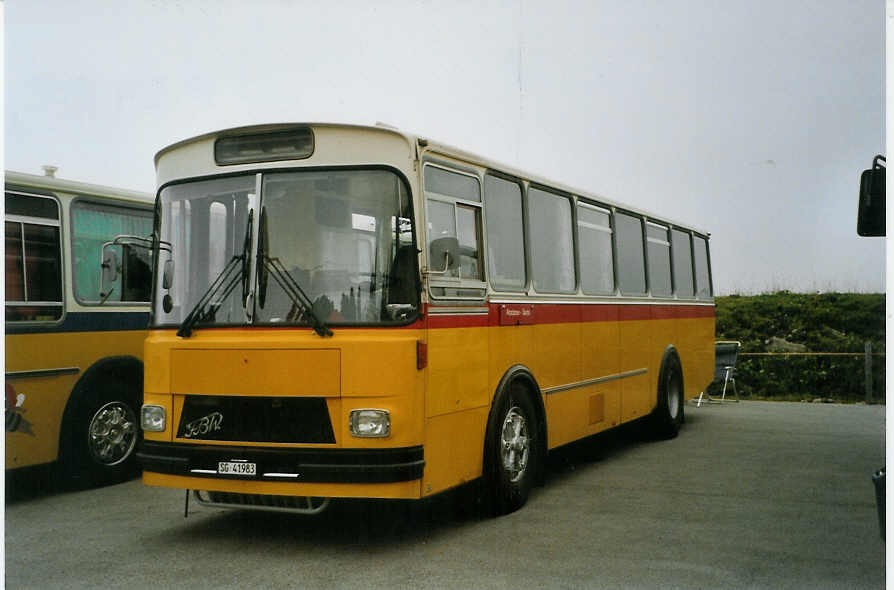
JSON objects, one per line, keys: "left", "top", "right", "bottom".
{"left": 177, "top": 395, "right": 335, "bottom": 444}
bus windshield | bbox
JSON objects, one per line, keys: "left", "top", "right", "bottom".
{"left": 153, "top": 169, "right": 419, "bottom": 329}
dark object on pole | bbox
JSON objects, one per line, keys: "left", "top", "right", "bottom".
{"left": 872, "top": 469, "right": 885, "bottom": 540}
{"left": 857, "top": 155, "right": 885, "bottom": 237}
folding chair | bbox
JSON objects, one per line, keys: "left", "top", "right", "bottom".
{"left": 695, "top": 341, "right": 741, "bottom": 406}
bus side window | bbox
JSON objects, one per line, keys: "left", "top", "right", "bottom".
{"left": 71, "top": 200, "right": 153, "bottom": 304}
{"left": 5, "top": 193, "right": 63, "bottom": 322}
{"left": 423, "top": 165, "right": 484, "bottom": 286}
{"left": 693, "top": 235, "right": 712, "bottom": 299}
{"left": 484, "top": 174, "right": 526, "bottom": 292}
{"left": 528, "top": 187, "right": 575, "bottom": 293}
{"left": 577, "top": 202, "right": 614, "bottom": 295}
{"left": 614, "top": 211, "right": 646, "bottom": 296}
{"left": 671, "top": 229, "right": 694, "bottom": 297}
{"left": 646, "top": 222, "right": 672, "bottom": 297}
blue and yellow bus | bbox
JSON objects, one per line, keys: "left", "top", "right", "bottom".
{"left": 6, "top": 169, "right": 154, "bottom": 486}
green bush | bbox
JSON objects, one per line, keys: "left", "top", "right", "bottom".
{"left": 714, "top": 292, "right": 885, "bottom": 401}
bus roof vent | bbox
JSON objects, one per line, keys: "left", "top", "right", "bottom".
{"left": 41, "top": 165, "right": 58, "bottom": 178}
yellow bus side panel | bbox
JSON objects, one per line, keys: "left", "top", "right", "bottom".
{"left": 426, "top": 326, "right": 489, "bottom": 417}
{"left": 5, "top": 330, "right": 147, "bottom": 469}
{"left": 532, "top": 322, "right": 581, "bottom": 390}
{"left": 619, "top": 318, "right": 656, "bottom": 422}
{"left": 546, "top": 384, "right": 622, "bottom": 448}
{"left": 422, "top": 406, "right": 489, "bottom": 496}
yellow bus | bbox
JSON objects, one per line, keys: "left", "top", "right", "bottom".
{"left": 6, "top": 169, "right": 154, "bottom": 486}
{"left": 139, "top": 123, "right": 714, "bottom": 515}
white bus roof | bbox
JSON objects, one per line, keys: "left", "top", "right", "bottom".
{"left": 5, "top": 170, "right": 154, "bottom": 204}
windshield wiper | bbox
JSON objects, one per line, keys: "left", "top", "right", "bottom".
{"left": 177, "top": 211, "right": 253, "bottom": 338}
{"left": 260, "top": 256, "right": 333, "bottom": 337}
{"left": 176, "top": 254, "right": 245, "bottom": 338}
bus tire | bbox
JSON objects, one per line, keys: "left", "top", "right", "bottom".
{"left": 652, "top": 352, "right": 684, "bottom": 439}
{"left": 483, "top": 382, "right": 540, "bottom": 516}
{"left": 60, "top": 373, "right": 142, "bottom": 488}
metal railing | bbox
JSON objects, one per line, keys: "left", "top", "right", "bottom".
{"left": 736, "top": 343, "right": 885, "bottom": 402}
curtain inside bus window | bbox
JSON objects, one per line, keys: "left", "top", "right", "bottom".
{"left": 71, "top": 202, "right": 152, "bottom": 303}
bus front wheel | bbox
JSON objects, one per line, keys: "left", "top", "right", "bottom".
{"left": 483, "top": 384, "right": 540, "bottom": 516}
{"left": 61, "top": 377, "right": 142, "bottom": 487}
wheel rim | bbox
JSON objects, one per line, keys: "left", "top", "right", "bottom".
{"left": 667, "top": 373, "right": 681, "bottom": 419}
{"left": 500, "top": 406, "right": 530, "bottom": 483}
{"left": 88, "top": 401, "right": 137, "bottom": 467}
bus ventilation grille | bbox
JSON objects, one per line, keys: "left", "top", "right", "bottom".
{"left": 194, "top": 490, "right": 330, "bottom": 515}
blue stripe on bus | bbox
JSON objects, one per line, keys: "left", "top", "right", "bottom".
{"left": 6, "top": 311, "right": 150, "bottom": 335}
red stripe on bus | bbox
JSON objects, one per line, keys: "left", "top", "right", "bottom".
{"left": 427, "top": 312, "right": 490, "bottom": 329}
{"left": 423, "top": 302, "right": 714, "bottom": 329}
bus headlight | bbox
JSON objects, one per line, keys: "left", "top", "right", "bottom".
{"left": 141, "top": 405, "right": 166, "bottom": 432}
{"left": 349, "top": 409, "right": 390, "bottom": 438}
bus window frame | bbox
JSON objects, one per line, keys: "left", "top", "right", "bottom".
{"left": 422, "top": 161, "right": 488, "bottom": 302}
{"left": 483, "top": 170, "right": 529, "bottom": 295}
{"left": 4, "top": 190, "right": 66, "bottom": 326}
{"left": 69, "top": 195, "right": 154, "bottom": 307}
{"left": 611, "top": 207, "right": 648, "bottom": 297}
{"left": 668, "top": 227, "right": 696, "bottom": 300}
{"left": 151, "top": 165, "right": 422, "bottom": 329}
{"left": 575, "top": 198, "right": 616, "bottom": 297}
{"left": 692, "top": 232, "right": 714, "bottom": 300}
{"left": 526, "top": 183, "right": 578, "bottom": 295}
{"left": 645, "top": 220, "right": 672, "bottom": 299}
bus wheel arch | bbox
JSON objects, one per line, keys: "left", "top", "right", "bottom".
{"left": 59, "top": 355, "right": 143, "bottom": 487}
{"left": 651, "top": 346, "right": 685, "bottom": 439}
{"left": 482, "top": 365, "right": 546, "bottom": 516}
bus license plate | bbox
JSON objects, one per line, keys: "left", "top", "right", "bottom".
{"left": 218, "top": 461, "right": 256, "bottom": 476}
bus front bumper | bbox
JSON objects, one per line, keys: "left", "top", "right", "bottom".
{"left": 137, "top": 441, "right": 424, "bottom": 484}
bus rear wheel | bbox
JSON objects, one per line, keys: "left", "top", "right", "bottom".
{"left": 483, "top": 384, "right": 539, "bottom": 516}
{"left": 652, "top": 354, "right": 684, "bottom": 439}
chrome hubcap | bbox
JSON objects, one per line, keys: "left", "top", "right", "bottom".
{"left": 88, "top": 402, "right": 137, "bottom": 466}
{"left": 500, "top": 406, "right": 530, "bottom": 483}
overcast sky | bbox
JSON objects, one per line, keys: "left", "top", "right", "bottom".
{"left": 4, "top": 1, "right": 886, "bottom": 294}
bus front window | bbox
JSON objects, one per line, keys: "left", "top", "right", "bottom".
{"left": 153, "top": 169, "right": 418, "bottom": 329}
{"left": 255, "top": 169, "right": 418, "bottom": 325}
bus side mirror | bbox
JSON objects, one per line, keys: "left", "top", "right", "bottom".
{"left": 857, "top": 155, "right": 885, "bottom": 237}
{"left": 429, "top": 237, "right": 460, "bottom": 273}
{"left": 100, "top": 244, "right": 121, "bottom": 300}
